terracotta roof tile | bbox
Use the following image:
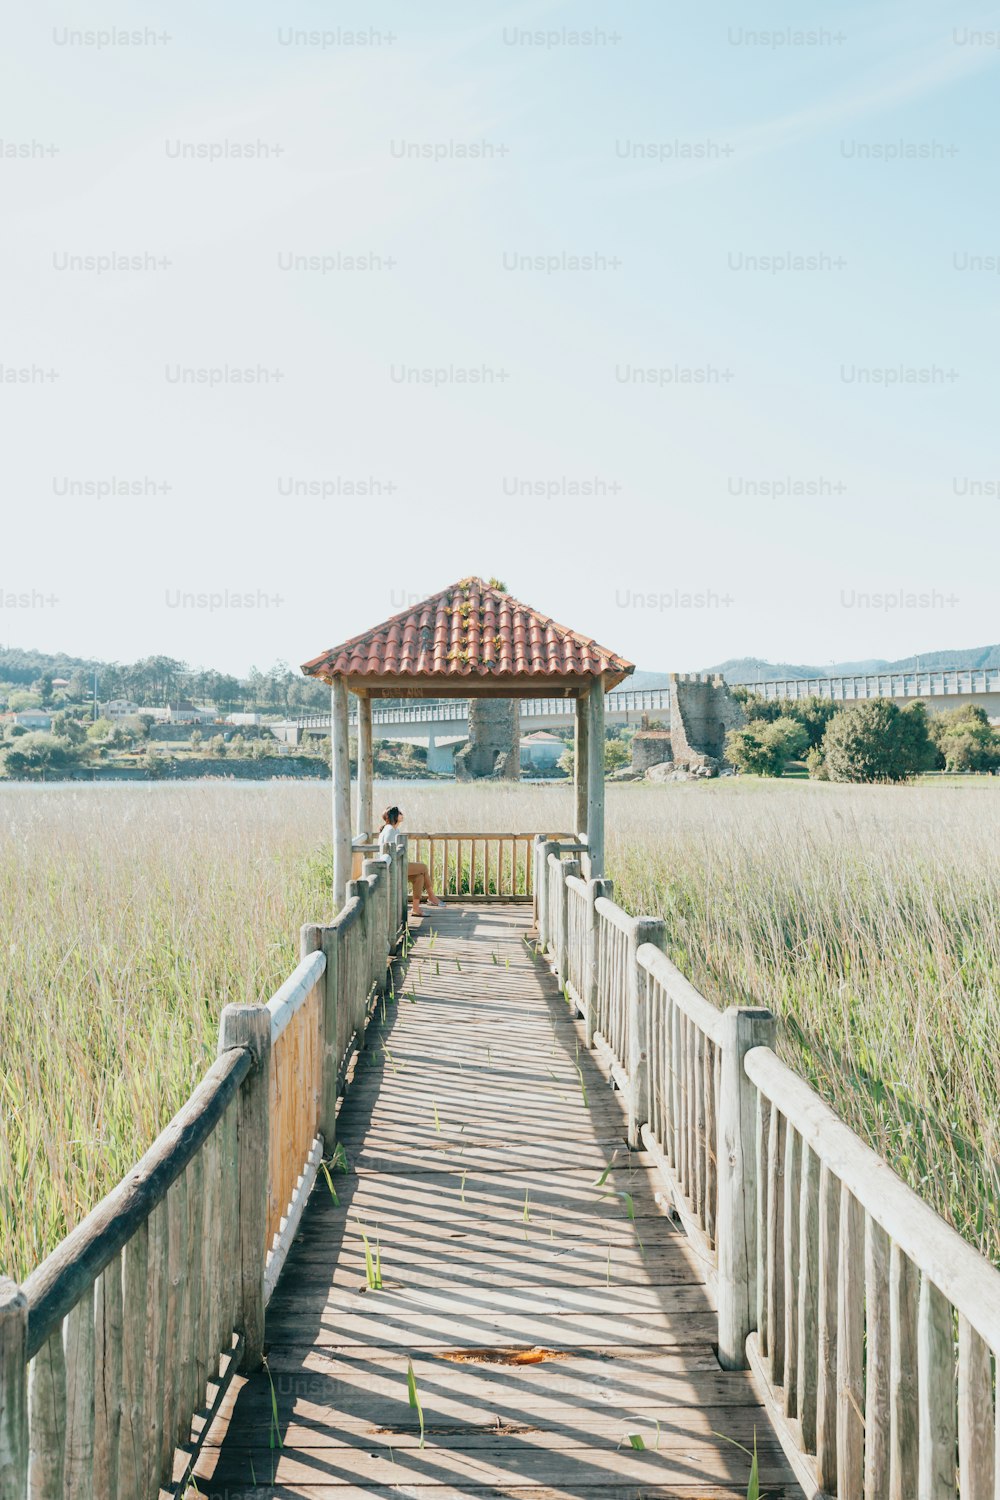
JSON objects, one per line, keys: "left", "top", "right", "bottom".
{"left": 301, "top": 577, "right": 633, "bottom": 689}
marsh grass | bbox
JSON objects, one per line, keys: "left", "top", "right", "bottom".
{"left": 0, "top": 784, "right": 329, "bottom": 1278}
{"left": 2, "top": 775, "right": 998, "bottom": 1276}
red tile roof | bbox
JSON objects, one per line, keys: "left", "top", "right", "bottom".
{"left": 301, "top": 577, "right": 633, "bottom": 691}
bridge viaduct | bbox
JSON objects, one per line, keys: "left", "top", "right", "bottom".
{"left": 273, "top": 668, "right": 1000, "bottom": 770}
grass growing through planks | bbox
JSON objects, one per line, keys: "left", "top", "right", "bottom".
{"left": 715, "top": 1429, "right": 759, "bottom": 1500}
{"left": 358, "top": 1225, "right": 383, "bottom": 1290}
{"left": 406, "top": 1360, "right": 425, "bottom": 1448}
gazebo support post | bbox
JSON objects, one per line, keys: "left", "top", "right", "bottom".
{"left": 356, "top": 694, "right": 374, "bottom": 840}
{"left": 331, "top": 679, "right": 352, "bottom": 911}
{"left": 586, "top": 678, "right": 606, "bottom": 876}
{"left": 574, "top": 695, "right": 589, "bottom": 842}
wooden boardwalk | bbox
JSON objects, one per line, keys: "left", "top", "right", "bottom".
{"left": 194, "top": 904, "right": 801, "bottom": 1499}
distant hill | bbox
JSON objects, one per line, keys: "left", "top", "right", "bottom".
{"left": 699, "top": 645, "right": 1000, "bottom": 685}
{"left": 0, "top": 646, "right": 100, "bottom": 685}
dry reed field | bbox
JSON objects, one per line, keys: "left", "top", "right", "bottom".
{"left": 1, "top": 776, "right": 997, "bottom": 1282}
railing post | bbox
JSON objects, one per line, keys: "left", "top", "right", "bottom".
{"left": 347, "top": 877, "right": 370, "bottom": 1039}
{"left": 301, "top": 922, "right": 336, "bottom": 1155}
{"left": 217, "top": 1004, "right": 271, "bottom": 1372}
{"left": 717, "top": 1007, "right": 775, "bottom": 1371}
{"left": 398, "top": 838, "right": 409, "bottom": 934}
{"left": 584, "top": 877, "right": 612, "bottom": 1048}
{"left": 627, "top": 917, "right": 667, "bottom": 1148}
{"left": 557, "top": 859, "right": 580, "bottom": 986}
{"left": 362, "top": 859, "right": 389, "bottom": 995}
{"left": 0, "top": 1278, "right": 29, "bottom": 1499}
{"left": 536, "top": 839, "right": 559, "bottom": 951}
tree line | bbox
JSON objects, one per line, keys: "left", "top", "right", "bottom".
{"left": 727, "top": 688, "right": 1000, "bottom": 781}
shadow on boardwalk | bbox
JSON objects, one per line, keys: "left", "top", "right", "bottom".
{"left": 190, "top": 905, "right": 801, "bottom": 1499}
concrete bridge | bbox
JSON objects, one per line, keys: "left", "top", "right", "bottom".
{"left": 273, "top": 688, "right": 672, "bottom": 770}
{"left": 740, "top": 666, "right": 1000, "bottom": 716}
{"left": 273, "top": 668, "right": 1000, "bottom": 769}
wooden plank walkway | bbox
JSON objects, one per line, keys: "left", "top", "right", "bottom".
{"left": 193, "top": 905, "right": 802, "bottom": 1499}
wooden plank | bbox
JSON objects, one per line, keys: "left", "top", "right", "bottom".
{"left": 265, "top": 1311, "right": 721, "bottom": 1349}
{"left": 796, "top": 1139, "right": 819, "bottom": 1455}
{"left": 143, "top": 1197, "right": 168, "bottom": 1495}
{"left": 63, "top": 1283, "right": 95, "bottom": 1500}
{"left": 183, "top": 1485, "right": 800, "bottom": 1500}
{"left": 170, "top": 1167, "right": 192, "bottom": 1452}
{"left": 717, "top": 1007, "right": 774, "bottom": 1370}
{"left": 864, "top": 1215, "right": 891, "bottom": 1500}
{"left": 756, "top": 1090, "right": 771, "bottom": 1357}
{"left": 918, "top": 1274, "right": 956, "bottom": 1499}
{"left": 889, "top": 1243, "right": 919, "bottom": 1500}
{"left": 766, "top": 1107, "right": 786, "bottom": 1385}
{"left": 217, "top": 1004, "right": 271, "bottom": 1371}
{"left": 704, "top": 1032, "right": 717, "bottom": 1247}
{"left": 162, "top": 1168, "right": 185, "bottom": 1471}
{"left": 27, "top": 1326, "right": 65, "bottom": 1500}
{"left": 815, "top": 1160, "right": 839, "bottom": 1493}
{"left": 207, "top": 1363, "right": 772, "bottom": 1432}
{"left": 957, "top": 1313, "right": 994, "bottom": 1500}
{"left": 205, "top": 1407, "right": 789, "bottom": 1448}
{"left": 782, "top": 1123, "right": 800, "bottom": 1416}
{"left": 118, "top": 1219, "right": 147, "bottom": 1500}
{"left": 265, "top": 1284, "right": 712, "bottom": 1319}
{"left": 196, "top": 1439, "right": 795, "bottom": 1489}
{"left": 93, "top": 1252, "right": 122, "bottom": 1498}
{"left": 0, "top": 1279, "right": 29, "bottom": 1500}
{"left": 837, "top": 1186, "right": 864, "bottom": 1500}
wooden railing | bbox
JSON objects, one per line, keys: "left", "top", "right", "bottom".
{"left": 405, "top": 831, "right": 577, "bottom": 903}
{"left": 534, "top": 839, "right": 1000, "bottom": 1499}
{"left": 0, "top": 843, "right": 408, "bottom": 1500}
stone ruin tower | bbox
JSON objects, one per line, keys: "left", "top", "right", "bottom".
{"left": 454, "top": 699, "right": 521, "bottom": 780}
{"left": 630, "top": 673, "right": 746, "bottom": 777}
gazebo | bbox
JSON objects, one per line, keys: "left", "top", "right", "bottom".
{"left": 301, "top": 577, "right": 634, "bottom": 907}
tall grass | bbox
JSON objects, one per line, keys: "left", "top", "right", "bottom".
{"left": 0, "top": 784, "right": 328, "bottom": 1280}
{"left": 606, "top": 778, "right": 1000, "bottom": 1264}
{"left": 2, "top": 776, "right": 997, "bottom": 1278}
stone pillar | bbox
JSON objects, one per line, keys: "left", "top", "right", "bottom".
{"left": 454, "top": 698, "right": 520, "bottom": 780}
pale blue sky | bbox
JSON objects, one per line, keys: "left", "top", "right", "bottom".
{"left": 3, "top": 0, "right": 998, "bottom": 675}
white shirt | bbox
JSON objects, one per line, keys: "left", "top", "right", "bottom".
{"left": 378, "top": 822, "right": 401, "bottom": 853}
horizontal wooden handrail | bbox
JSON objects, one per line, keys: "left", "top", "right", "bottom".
{"left": 636, "top": 944, "right": 725, "bottom": 1045}
{"left": 23, "top": 1047, "right": 251, "bottom": 1359}
{"left": 330, "top": 893, "right": 364, "bottom": 933}
{"left": 407, "top": 830, "right": 561, "bottom": 840}
{"left": 594, "top": 894, "right": 640, "bottom": 936}
{"left": 744, "top": 1044, "right": 1000, "bottom": 1356}
{"left": 268, "top": 949, "right": 327, "bottom": 1043}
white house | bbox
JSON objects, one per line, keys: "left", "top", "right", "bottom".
{"left": 5, "top": 710, "right": 53, "bottom": 731}
{"left": 520, "top": 730, "right": 565, "bottom": 770}
{"left": 166, "top": 701, "right": 217, "bottom": 725}
{"left": 102, "top": 699, "right": 141, "bottom": 720}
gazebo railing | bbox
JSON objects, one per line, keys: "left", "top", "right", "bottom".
{"left": 356, "top": 831, "right": 585, "bottom": 905}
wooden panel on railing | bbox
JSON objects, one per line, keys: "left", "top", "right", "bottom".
{"left": 267, "top": 975, "right": 322, "bottom": 1251}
